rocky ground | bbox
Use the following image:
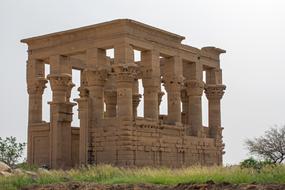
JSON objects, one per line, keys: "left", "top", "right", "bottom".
{"left": 21, "top": 182, "right": 285, "bottom": 190}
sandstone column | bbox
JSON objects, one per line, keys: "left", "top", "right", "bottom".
{"left": 141, "top": 50, "right": 161, "bottom": 121}
{"left": 104, "top": 90, "right": 117, "bottom": 117}
{"left": 104, "top": 72, "right": 117, "bottom": 117}
{"left": 48, "top": 55, "right": 75, "bottom": 169}
{"left": 114, "top": 63, "right": 137, "bottom": 120}
{"left": 85, "top": 48, "right": 109, "bottom": 126}
{"left": 85, "top": 68, "right": 107, "bottom": 126}
{"left": 163, "top": 56, "right": 183, "bottom": 124}
{"left": 27, "top": 59, "right": 47, "bottom": 124}
{"left": 26, "top": 59, "right": 47, "bottom": 164}
{"left": 185, "top": 80, "right": 204, "bottom": 136}
{"left": 114, "top": 43, "right": 137, "bottom": 121}
{"left": 132, "top": 76, "right": 141, "bottom": 118}
{"left": 181, "top": 89, "right": 188, "bottom": 124}
{"left": 184, "top": 61, "right": 203, "bottom": 136}
{"left": 27, "top": 78, "right": 47, "bottom": 123}
{"left": 205, "top": 69, "right": 226, "bottom": 138}
{"left": 205, "top": 68, "right": 226, "bottom": 165}
{"left": 76, "top": 87, "right": 90, "bottom": 165}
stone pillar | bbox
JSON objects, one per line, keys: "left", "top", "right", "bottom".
{"left": 205, "top": 84, "right": 225, "bottom": 165}
{"left": 181, "top": 89, "right": 188, "bottom": 125}
{"left": 132, "top": 93, "right": 141, "bottom": 118}
{"left": 85, "top": 68, "right": 108, "bottom": 126}
{"left": 75, "top": 87, "right": 90, "bottom": 165}
{"left": 26, "top": 59, "right": 47, "bottom": 124}
{"left": 205, "top": 84, "right": 225, "bottom": 137}
{"left": 162, "top": 56, "right": 183, "bottom": 124}
{"left": 114, "top": 42, "right": 137, "bottom": 121}
{"left": 163, "top": 76, "right": 183, "bottom": 124}
{"left": 132, "top": 77, "right": 141, "bottom": 118}
{"left": 27, "top": 78, "right": 47, "bottom": 123}
{"left": 104, "top": 73, "right": 117, "bottom": 118}
{"left": 104, "top": 90, "right": 117, "bottom": 117}
{"left": 185, "top": 80, "right": 204, "bottom": 136}
{"left": 48, "top": 72, "right": 75, "bottom": 169}
{"left": 114, "top": 63, "right": 137, "bottom": 120}
{"left": 26, "top": 59, "right": 47, "bottom": 165}
{"left": 141, "top": 50, "right": 161, "bottom": 121}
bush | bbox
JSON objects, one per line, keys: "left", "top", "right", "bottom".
{"left": 0, "top": 136, "right": 26, "bottom": 167}
{"left": 240, "top": 157, "right": 274, "bottom": 171}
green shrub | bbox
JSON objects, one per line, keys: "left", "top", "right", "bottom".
{"left": 240, "top": 157, "right": 274, "bottom": 171}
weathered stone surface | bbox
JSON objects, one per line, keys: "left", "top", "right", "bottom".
{"left": 0, "top": 161, "right": 11, "bottom": 172}
{"left": 21, "top": 19, "right": 226, "bottom": 169}
{"left": 0, "top": 171, "right": 12, "bottom": 177}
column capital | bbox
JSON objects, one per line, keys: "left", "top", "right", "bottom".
{"left": 47, "top": 74, "right": 71, "bottom": 92}
{"left": 162, "top": 75, "right": 184, "bottom": 92}
{"left": 205, "top": 84, "right": 226, "bottom": 100}
{"left": 185, "top": 80, "right": 204, "bottom": 96}
{"left": 114, "top": 63, "right": 138, "bottom": 83}
{"left": 78, "top": 87, "right": 89, "bottom": 98}
{"left": 84, "top": 67, "right": 109, "bottom": 86}
{"left": 27, "top": 77, "right": 48, "bottom": 95}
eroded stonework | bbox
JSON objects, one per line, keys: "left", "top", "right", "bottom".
{"left": 22, "top": 19, "right": 226, "bottom": 169}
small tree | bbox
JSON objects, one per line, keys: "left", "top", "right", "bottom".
{"left": 0, "top": 136, "right": 26, "bottom": 166}
{"left": 245, "top": 125, "right": 285, "bottom": 164}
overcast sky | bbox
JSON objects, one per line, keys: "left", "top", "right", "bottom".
{"left": 1, "top": 0, "right": 284, "bottom": 165}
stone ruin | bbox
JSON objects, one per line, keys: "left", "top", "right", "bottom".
{"left": 21, "top": 19, "right": 226, "bottom": 169}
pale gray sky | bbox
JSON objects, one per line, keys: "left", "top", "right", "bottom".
{"left": 0, "top": 0, "right": 284, "bottom": 164}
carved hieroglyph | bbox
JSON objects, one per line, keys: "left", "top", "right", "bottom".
{"left": 22, "top": 19, "right": 226, "bottom": 169}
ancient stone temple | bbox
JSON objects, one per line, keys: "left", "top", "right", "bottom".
{"left": 21, "top": 19, "right": 226, "bottom": 169}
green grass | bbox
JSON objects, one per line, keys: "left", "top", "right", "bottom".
{"left": 1, "top": 164, "right": 285, "bottom": 190}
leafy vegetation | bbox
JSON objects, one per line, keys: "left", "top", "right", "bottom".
{"left": 240, "top": 157, "right": 275, "bottom": 172}
{"left": 245, "top": 125, "right": 285, "bottom": 164}
{"left": 0, "top": 136, "right": 26, "bottom": 166}
{"left": 1, "top": 164, "right": 285, "bottom": 190}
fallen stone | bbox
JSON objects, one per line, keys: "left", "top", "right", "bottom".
{"left": 12, "top": 168, "right": 24, "bottom": 175}
{"left": 0, "top": 171, "right": 12, "bottom": 177}
{"left": 0, "top": 161, "right": 11, "bottom": 172}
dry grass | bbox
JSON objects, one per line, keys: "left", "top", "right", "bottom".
{"left": 0, "top": 164, "right": 285, "bottom": 190}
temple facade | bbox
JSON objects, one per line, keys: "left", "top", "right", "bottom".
{"left": 21, "top": 19, "right": 226, "bottom": 169}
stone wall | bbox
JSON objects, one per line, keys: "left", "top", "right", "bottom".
{"left": 91, "top": 118, "right": 221, "bottom": 167}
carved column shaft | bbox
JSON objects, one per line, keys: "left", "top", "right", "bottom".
{"left": 164, "top": 77, "right": 183, "bottom": 124}
{"left": 105, "top": 91, "right": 117, "bottom": 117}
{"left": 48, "top": 71, "right": 75, "bottom": 169}
{"left": 162, "top": 56, "right": 183, "bottom": 124}
{"left": 132, "top": 78, "right": 141, "bottom": 118}
{"left": 185, "top": 80, "right": 204, "bottom": 136}
{"left": 141, "top": 50, "right": 161, "bottom": 121}
{"left": 143, "top": 84, "right": 159, "bottom": 120}
{"left": 181, "top": 90, "right": 188, "bottom": 124}
{"left": 27, "top": 59, "right": 46, "bottom": 124}
{"left": 114, "top": 64, "right": 137, "bottom": 120}
{"left": 205, "top": 84, "right": 226, "bottom": 138}
{"left": 27, "top": 78, "right": 47, "bottom": 123}
{"left": 75, "top": 87, "right": 90, "bottom": 165}
{"left": 85, "top": 69, "right": 107, "bottom": 126}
